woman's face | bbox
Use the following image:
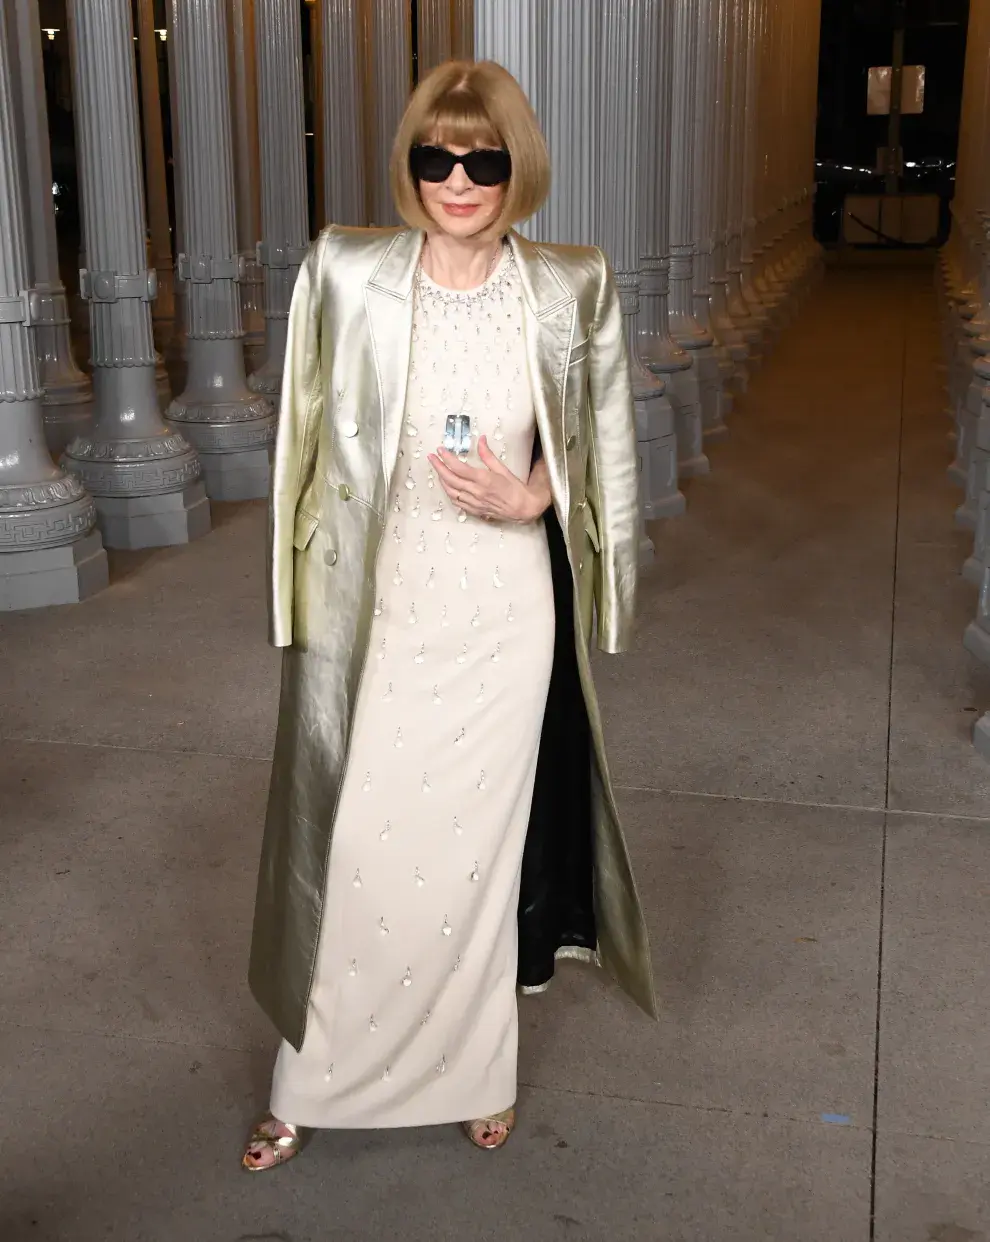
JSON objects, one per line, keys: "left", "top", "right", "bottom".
{"left": 417, "top": 142, "right": 507, "bottom": 240}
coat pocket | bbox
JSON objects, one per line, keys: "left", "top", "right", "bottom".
{"left": 567, "top": 336, "right": 592, "bottom": 367}
{"left": 582, "top": 504, "right": 601, "bottom": 553}
{"left": 292, "top": 510, "right": 319, "bottom": 551}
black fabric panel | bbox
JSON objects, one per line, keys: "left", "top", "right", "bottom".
{"left": 516, "top": 502, "right": 597, "bottom": 989}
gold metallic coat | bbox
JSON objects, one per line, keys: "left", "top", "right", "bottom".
{"left": 250, "top": 226, "right": 657, "bottom": 1050}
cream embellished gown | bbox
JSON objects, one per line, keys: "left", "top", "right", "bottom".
{"left": 270, "top": 248, "right": 555, "bottom": 1129}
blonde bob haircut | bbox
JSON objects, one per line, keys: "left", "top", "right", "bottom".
{"left": 390, "top": 60, "right": 550, "bottom": 238}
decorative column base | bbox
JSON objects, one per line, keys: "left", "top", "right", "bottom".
{"left": 950, "top": 350, "right": 989, "bottom": 491}
{"left": 646, "top": 359, "right": 709, "bottom": 479}
{"left": 963, "top": 614, "right": 990, "bottom": 668}
{"left": 62, "top": 365, "right": 209, "bottom": 549}
{"left": 34, "top": 294, "right": 96, "bottom": 455}
{"left": 957, "top": 443, "right": 987, "bottom": 532}
{"left": 973, "top": 712, "right": 990, "bottom": 762}
{"left": 248, "top": 317, "right": 289, "bottom": 401}
{"left": 1, "top": 431, "right": 109, "bottom": 611}
{"left": 98, "top": 484, "right": 211, "bottom": 549}
{"left": 693, "top": 347, "right": 728, "bottom": 441}
{"left": 0, "top": 529, "right": 109, "bottom": 610}
{"left": 155, "top": 353, "right": 172, "bottom": 411}
{"left": 637, "top": 389, "right": 685, "bottom": 521}
{"left": 166, "top": 338, "right": 275, "bottom": 501}
{"left": 42, "top": 378, "right": 95, "bottom": 457}
{"left": 964, "top": 483, "right": 990, "bottom": 587}
{"left": 241, "top": 258, "right": 267, "bottom": 369}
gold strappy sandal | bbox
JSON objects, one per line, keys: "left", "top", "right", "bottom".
{"left": 462, "top": 1107, "right": 516, "bottom": 1150}
{"left": 241, "top": 1114, "right": 311, "bottom": 1172}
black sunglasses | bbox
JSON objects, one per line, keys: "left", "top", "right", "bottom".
{"left": 409, "top": 144, "right": 512, "bottom": 187}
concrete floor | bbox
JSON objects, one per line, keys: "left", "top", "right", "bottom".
{"left": 3, "top": 264, "right": 990, "bottom": 1241}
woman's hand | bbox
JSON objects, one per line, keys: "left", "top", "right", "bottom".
{"left": 428, "top": 436, "right": 552, "bottom": 524}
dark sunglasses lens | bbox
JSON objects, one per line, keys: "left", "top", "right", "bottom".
{"left": 462, "top": 149, "right": 512, "bottom": 186}
{"left": 410, "top": 146, "right": 455, "bottom": 183}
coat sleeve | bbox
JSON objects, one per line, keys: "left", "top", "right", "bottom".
{"left": 267, "top": 228, "right": 332, "bottom": 648}
{"left": 586, "top": 247, "right": 639, "bottom": 655}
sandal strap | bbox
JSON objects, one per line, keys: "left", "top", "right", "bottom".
{"left": 248, "top": 1119, "right": 303, "bottom": 1148}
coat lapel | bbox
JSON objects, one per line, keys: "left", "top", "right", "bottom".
{"left": 509, "top": 231, "right": 577, "bottom": 516}
{"left": 364, "top": 229, "right": 425, "bottom": 495}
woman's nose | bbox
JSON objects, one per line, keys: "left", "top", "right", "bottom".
{"left": 445, "top": 163, "right": 473, "bottom": 192}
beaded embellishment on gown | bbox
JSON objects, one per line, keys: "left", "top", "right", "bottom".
{"left": 269, "top": 247, "right": 556, "bottom": 1128}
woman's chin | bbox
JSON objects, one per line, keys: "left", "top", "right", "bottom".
{"left": 428, "top": 213, "right": 496, "bottom": 240}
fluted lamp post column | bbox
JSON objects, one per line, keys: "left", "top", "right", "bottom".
{"left": 417, "top": 0, "right": 453, "bottom": 75}
{"left": 9, "top": 0, "right": 93, "bottom": 457}
{"left": 248, "top": 0, "right": 309, "bottom": 401}
{"left": 723, "top": 0, "right": 761, "bottom": 376}
{"left": 636, "top": 0, "right": 690, "bottom": 512}
{"left": 136, "top": 0, "right": 175, "bottom": 336}
{"left": 690, "top": 0, "right": 729, "bottom": 440}
{"left": 166, "top": 0, "right": 275, "bottom": 500}
{"left": 665, "top": 0, "right": 713, "bottom": 474}
{"left": 63, "top": 0, "right": 209, "bottom": 549}
{"left": 472, "top": 0, "right": 547, "bottom": 236}
{"left": 602, "top": 0, "right": 684, "bottom": 558}
{"left": 0, "top": 16, "right": 108, "bottom": 609}
{"left": 231, "top": 0, "right": 266, "bottom": 368}
{"left": 364, "top": 0, "right": 413, "bottom": 227}
{"left": 316, "top": 0, "right": 367, "bottom": 227}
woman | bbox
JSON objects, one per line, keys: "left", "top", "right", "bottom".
{"left": 244, "top": 59, "right": 655, "bottom": 1170}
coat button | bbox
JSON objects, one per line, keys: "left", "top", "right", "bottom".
{"left": 324, "top": 549, "right": 338, "bottom": 566}
{"left": 340, "top": 420, "right": 358, "bottom": 438}
{"left": 338, "top": 483, "right": 351, "bottom": 501}
{"left": 566, "top": 434, "right": 577, "bottom": 450}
